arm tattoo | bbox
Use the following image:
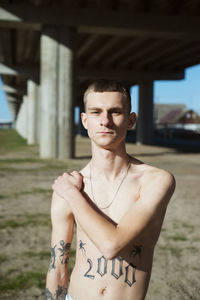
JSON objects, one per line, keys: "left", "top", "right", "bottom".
{"left": 55, "top": 285, "right": 68, "bottom": 300}
{"left": 130, "top": 245, "right": 142, "bottom": 258}
{"left": 45, "top": 286, "right": 67, "bottom": 300}
{"left": 49, "top": 245, "right": 57, "bottom": 271}
{"left": 79, "top": 240, "right": 86, "bottom": 254}
{"left": 45, "top": 288, "right": 54, "bottom": 300}
{"left": 58, "top": 240, "right": 71, "bottom": 265}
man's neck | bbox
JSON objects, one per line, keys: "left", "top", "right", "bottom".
{"left": 90, "top": 142, "right": 130, "bottom": 182}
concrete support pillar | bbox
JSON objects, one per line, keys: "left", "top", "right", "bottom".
{"left": 7, "top": 100, "right": 18, "bottom": 122}
{"left": 40, "top": 26, "right": 76, "bottom": 159}
{"left": 40, "top": 27, "right": 59, "bottom": 158}
{"left": 136, "top": 81, "right": 154, "bottom": 145}
{"left": 15, "top": 96, "right": 28, "bottom": 139}
{"left": 78, "top": 99, "right": 87, "bottom": 136}
{"left": 58, "top": 27, "right": 76, "bottom": 160}
{"left": 36, "top": 86, "right": 41, "bottom": 144}
{"left": 27, "top": 80, "right": 39, "bottom": 145}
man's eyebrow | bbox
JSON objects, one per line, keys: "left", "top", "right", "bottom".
{"left": 87, "top": 107, "right": 102, "bottom": 110}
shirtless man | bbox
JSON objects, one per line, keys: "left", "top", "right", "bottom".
{"left": 45, "top": 80, "right": 176, "bottom": 300}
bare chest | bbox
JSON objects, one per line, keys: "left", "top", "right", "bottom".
{"left": 83, "top": 177, "right": 140, "bottom": 224}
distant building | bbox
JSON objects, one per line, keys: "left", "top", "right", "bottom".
{"left": 178, "top": 110, "right": 200, "bottom": 124}
{"left": 154, "top": 104, "right": 187, "bottom": 125}
{"left": 0, "top": 119, "right": 13, "bottom": 129}
{"left": 154, "top": 104, "right": 200, "bottom": 138}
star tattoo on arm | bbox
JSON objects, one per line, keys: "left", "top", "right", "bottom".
{"left": 58, "top": 240, "right": 71, "bottom": 265}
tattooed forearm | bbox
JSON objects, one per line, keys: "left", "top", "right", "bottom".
{"left": 45, "top": 286, "right": 67, "bottom": 300}
{"left": 49, "top": 245, "right": 57, "bottom": 271}
{"left": 58, "top": 240, "right": 71, "bottom": 265}
{"left": 45, "top": 288, "right": 54, "bottom": 300}
{"left": 55, "top": 285, "right": 68, "bottom": 300}
{"left": 48, "top": 240, "right": 71, "bottom": 272}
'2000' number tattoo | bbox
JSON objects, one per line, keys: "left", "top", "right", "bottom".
{"left": 84, "top": 255, "right": 136, "bottom": 287}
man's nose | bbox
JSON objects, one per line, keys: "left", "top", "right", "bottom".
{"left": 100, "top": 113, "right": 112, "bottom": 126}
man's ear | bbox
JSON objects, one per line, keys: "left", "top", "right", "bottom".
{"left": 127, "top": 112, "right": 137, "bottom": 130}
{"left": 81, "top": 112, "right": 88, "bottom": 130}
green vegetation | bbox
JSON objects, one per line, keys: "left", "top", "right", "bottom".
{"left": 159, "top": 245, "right": 182, "bottom": 257}
{"left": 0, "top": 129, "right": 28, "bottom": 152}
{"left": 186, "top": 246, "right": 198, "bottom": 254}
{"left": 0, "top": 188, "right": 52, "bottom": 201}
{"left": 169, "top": 234, "right": 188, "bottom": 241}
{"left": 168, "top": 247, "right": 182, "bottom": 256}
{"left": 24, "top": 251, "right": 50, "bottom": 259}
{"left": 0, "top": 271, "right": 46, "bottom": 291}
{"left": 14, "top": 188, "right": 52, "bottom": 196}
{"left": 0, "top": 255, "right": 7, "bottom": 264}
{"left": 182, "top": 222, "right": 194, "bottom": 230}
{"left": 0, "top": 213, "right": 51, "bottom": 229}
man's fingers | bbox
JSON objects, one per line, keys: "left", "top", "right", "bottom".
{"left": 71, "top": 170, "right": 83, "bottom": 179}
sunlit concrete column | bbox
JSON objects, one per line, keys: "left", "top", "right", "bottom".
{"left": 27, "top": 80, "right": 39, "bottom": 145}
{"left": 15, "top": 96, "right": 28, "bottom": 139}
{"left": 36, "top": 86, "right": 41, "bottom": 144}
{"left": 40, "top": 27, "right": 58, "bottom": 158}
{"left": 58, "top": 27, "right": 76, "bottom": 159}
{"left": 136, "top": 81, "right": 154, "bottom": 144}
{"left": 78, "top": 100, "right": 86, "bottom": 136}
{"left": 7, "top": 99, "right": 18, "bottom": 122}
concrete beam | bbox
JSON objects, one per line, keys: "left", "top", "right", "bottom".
{"left": 1, "top": 4, "right": 200, "bottom": 40}
{"left": 78, "top": 67, "right": 185, "bottom": 82}
{"left": 2, "top": 84, "right": 26, "bottom": 95}
{"left": 0, "top": 63, "right": 38, "bottom": 80}
{"left": 6, "top": 95, "right": 18, "bottom": 102}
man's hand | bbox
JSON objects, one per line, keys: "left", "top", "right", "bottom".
{"left": 52, "top": 171, "right": 83, "bottom": 200}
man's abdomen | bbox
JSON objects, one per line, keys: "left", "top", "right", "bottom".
{"left": 68, "top": 253, "right": 152, "bottom": 300}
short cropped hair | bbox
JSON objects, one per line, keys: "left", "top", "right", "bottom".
{"left": 83, "top": 79, "right": 131, "bottom": 113}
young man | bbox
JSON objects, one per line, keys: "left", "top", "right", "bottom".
{"left": 45, "top": 80, "right": 175, "bottom": 300}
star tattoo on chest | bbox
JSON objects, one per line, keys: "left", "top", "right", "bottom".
{"left": 130, "top": 245, "right": 143, "bottom": 258}
{"left": 79, "top": 240, "right": 86, "bottom": 254}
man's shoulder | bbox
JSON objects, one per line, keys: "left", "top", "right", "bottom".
{"left": 142, "top": 164, "right": 175, "bottom": 188}
{"left": 130, "top": 159, "right": 175, "bottom": 199}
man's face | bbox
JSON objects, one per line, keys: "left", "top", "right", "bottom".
{"left": 81, "top": 91, "right": 136, "bottom": 149}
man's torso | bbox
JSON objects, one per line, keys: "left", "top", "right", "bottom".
{"left": 68, "top": 160, "right": 166, "bottom": 300}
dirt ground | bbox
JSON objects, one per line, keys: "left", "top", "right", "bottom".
{"left": 0, "top": 134, "right": 200, "bottom": 299}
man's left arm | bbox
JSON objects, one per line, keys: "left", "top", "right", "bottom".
{"left": 53, "top": 170, "right": 175, "bottom": 259}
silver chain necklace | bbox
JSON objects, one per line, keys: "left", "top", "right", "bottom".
{"left": 89, "top": 158, "right": 131, "bottom": 210}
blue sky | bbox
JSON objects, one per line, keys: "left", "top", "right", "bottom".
{"left": 131, "top": 64, "right": 200, "bottom": 115}
{"left": 0, "top": 63, "right": 200, "bottom": 122}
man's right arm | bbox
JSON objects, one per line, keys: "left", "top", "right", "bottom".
{"left": 45, "top": 191, "right": 74, "bottom": 300}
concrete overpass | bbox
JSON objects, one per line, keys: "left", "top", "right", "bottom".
{"left": 0, "top": 0, "right": 200, "bottom": 159}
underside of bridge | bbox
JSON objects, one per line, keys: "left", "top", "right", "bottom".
{"left": 0, "top": 0, "right": 200, "bottom": 159}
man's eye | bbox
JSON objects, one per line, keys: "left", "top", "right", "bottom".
{"left": 112, "top": 111, "right": 121, "bottom": 115}
{"left": 92, "top": 111, "right": 99, "bottom": 114}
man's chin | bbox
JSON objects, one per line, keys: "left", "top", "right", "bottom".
{"left": 93, "top": 137, "right": 123, "bottom": 150}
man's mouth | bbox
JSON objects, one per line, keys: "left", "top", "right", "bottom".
{"left": 98, "top": 131, "right": 113, "bottom": 134}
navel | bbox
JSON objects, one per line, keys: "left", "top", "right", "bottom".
{"left": 101, "top": 286, "right": 107, "bottom": 295}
